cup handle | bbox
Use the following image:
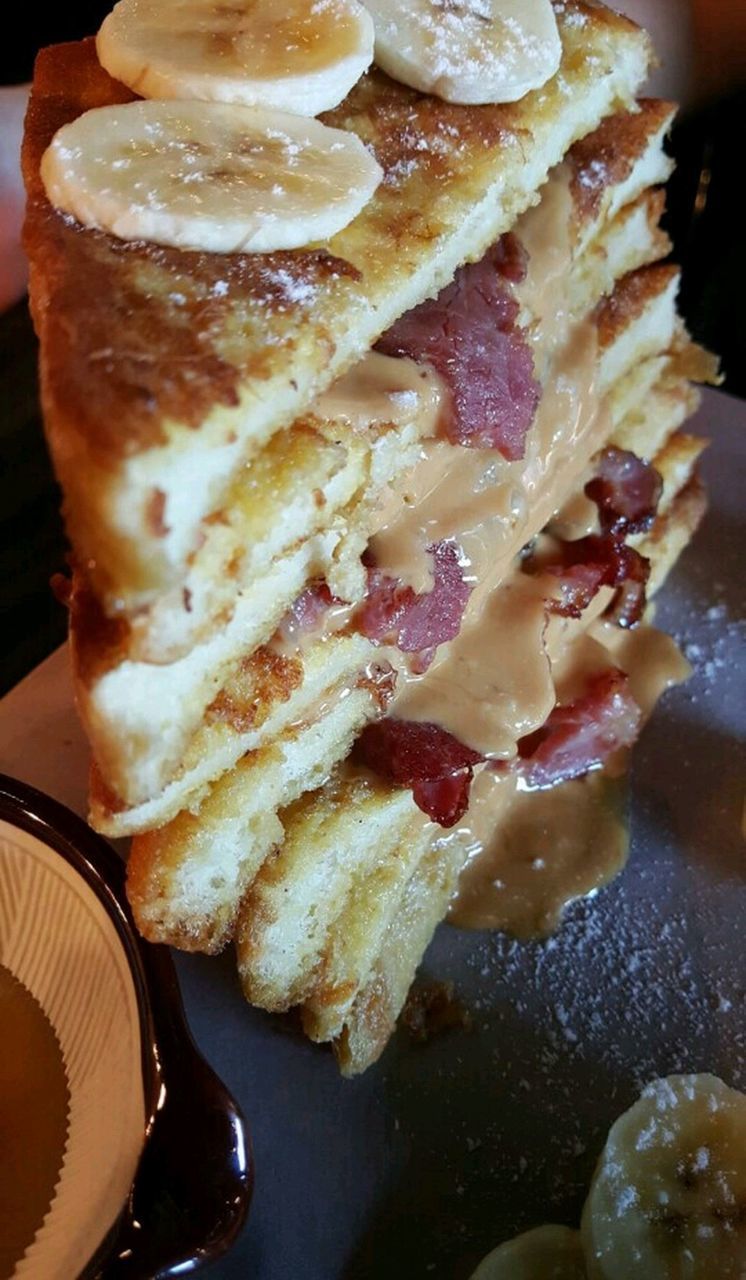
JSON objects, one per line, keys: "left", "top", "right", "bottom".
{"left": 94, "top": 949, "right": 252, "bottom": 1279}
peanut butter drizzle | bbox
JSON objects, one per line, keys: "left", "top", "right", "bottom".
{"left": 0, "top": 965, "right": 70, "bottom": 1277}
{"left": 311, "top": 350, "right": 446, "bottom": 437}
{"left": 269, "top": 168, "right": 612, "bottom": 750}
{"left": 396, "top": 571, "right": 556, "bottom": 758}
{"left": 447, "top": 619, "right": 690, "bottom": 934}
{"left": 382, "top": 166, "right": 615, "bottom": 750}
{"left": 516, "top": 162, "right": 575, "bottom": 375}
{"left": 368, "top": 165, "right": 585, "bottom": 596}
{"left": 448, "top": 770, "right": 629, "bottom": 935}
{"left": 591, "top": 618, "right": 692, "bottom": 716}
{"left": 548, "top": 489, "right": 599, "bottom": 541}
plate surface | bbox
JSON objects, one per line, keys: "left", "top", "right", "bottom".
{"left": 0, "top": 387, "right": 743, "bottom": 1280}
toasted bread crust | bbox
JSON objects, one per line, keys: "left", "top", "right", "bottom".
{"left": 595, "top": 263, "right": 679, "bottom": 351}
{"left": 568, "top": 97, "right": 674, "bottom": 224}
{"left": 205, "top": 647, "right": 303, "bottom": 736}
{"left": 23, "top": 41, "right": 360, "bottom": 461}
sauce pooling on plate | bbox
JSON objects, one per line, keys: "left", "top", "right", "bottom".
{"left": 0, "top": 965, "right": 69, "bottom": 1278}
{"left": 449, "top": 771, "right": 629, "bottom": 935}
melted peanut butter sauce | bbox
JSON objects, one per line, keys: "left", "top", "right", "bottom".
{"left": 448, "top": 770, "right": 629, "bottom": 936}
{"left": 0, "top": 966, "right": 69, "bottom": 1277}
{"left": 367, "top": 165, "right": 588, "bottom": 598}
{"left": 548, "top": 488, "right": 599, "bottom": 541}
{"left": 393, "top": 571, "right": 556, "bottom": 759}
{"left": 312, "top": 350, "right": 446, "bottom": 437}
{"left": 380, "top": 167, "right": 614, "bottom": 750}
{"left": 448, "top": 619, "right": 690, "bottom": 933}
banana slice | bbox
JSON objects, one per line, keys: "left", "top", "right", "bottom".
{"left": 40, "top": 100, "right": 382, "bottom": 253}
{"left": 363, "top": 0, "right": 561, "bottom": 105}
{"left": 470, "top": 1224, "right": 587, "bottom": 1278}
{"left": 97, "top": 0, "right": 375, "bottom": 117}
{"left": 581, "top": 1074, "right": 746, "bottom": 1279}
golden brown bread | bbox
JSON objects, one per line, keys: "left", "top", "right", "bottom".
{"left": 23, "top": 6, "right": 651, "bottom": 610}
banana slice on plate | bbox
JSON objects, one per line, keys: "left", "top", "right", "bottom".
{"left": 40, "top": 100, "right": 382, "bottom": 253}
{"left": 470, "top": 1224, "right": 587, "bottom": 1278}
{"left": 581, "top": 1074, "right": 746, "bottom": 1279}
{"left": 97, "top": 0, "right": 375, "bottom": 116}
{"left": 363, "top": 0, "right": 561, "bottom": 105}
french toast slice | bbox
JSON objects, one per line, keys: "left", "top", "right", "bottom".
{"left": 72, "top": 100, "right": 674, "bottom": 666}
{"left": 22, "top": 5, "right": 650, "bottom": 610}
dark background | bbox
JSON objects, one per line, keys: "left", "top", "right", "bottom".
{"left": 1, "top": 17, "right": 744, "bottom": 696}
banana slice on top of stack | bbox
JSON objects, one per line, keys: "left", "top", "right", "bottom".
{"left": 97, "top": 0, "right": 376, "bottom": 115}
{"left": 470, "top": 1075, "right": 746, "bottom": 1279}
{"left": 40, "top": 100, "right": 382, "bottom": 252}
{"left": 41, "top": 0, "right": 565, "bottom": 254}
{"left": 43, "top": 0, "right": 383, "bottom": 253}
{"left": 365, "top": 0, "right": 561, "bottom": 104}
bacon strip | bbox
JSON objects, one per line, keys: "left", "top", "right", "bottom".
{"left": 535, "top": 534, "right": 651, "bottom": 629}
{"left": 526, "top": 445, "right": 660, "bottom": 628}
{"left": 605, "top": 545, "right": 650, "bottom": 629}
{"left": 376, "top": 235, "right": 540, "bottom": 460}
{"left": 288, "top": 582, "right": 337, "bottom": 631}
{"left": 353, "top": 718, "right": 483, "bottom": 827}
{"left": 510, "top": 668, "right": 642, "bottom": 789}
{"left": 585, "top": 446, "right": 663, "bottom": 536}
{"left": 359, "top": 540, "right": 471, "bottom": 665}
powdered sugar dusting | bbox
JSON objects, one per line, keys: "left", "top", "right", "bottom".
{"left": 677, "top": 595, "right": 745, "bottom": 693}
{"left": 258, "top": 265, "right": 319, "bottom": 308}
{"left": 371, "top": 0, "right": 561, "bottom": 103}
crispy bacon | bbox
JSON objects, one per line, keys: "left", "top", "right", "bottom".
{"left": 526, "top": 444, "right": 660, "bottom": 628}
{"left": 289, "top": 582, "right": 336, "bottom": 630}
{"left": 353, "top": 718, "right": 483, "bottom": 827}
{"left": 411, "top": 774, "right": 475, "bottom": 829}
{"left": 509, "top": 668, "right": 642, "bottom": 789}
{"left": 489, "top": 231, "right": 530, "bottom": 284}
{"left": 585, "top": 446, "right": 663, "bottom": 536}
{"left": 358, "top": 540, "right": 471, "bottom": 662}
{"left": 535, "top": 534, "right": 651, "bottom": 629}
{"left": 606, "top": 545, "right": 650, "bottom": 629}
{"left": 274, "top": 581, "right": 344, "bottom": 649}
{"left": 376, "top": 236, "right": 539, "bottom": 459}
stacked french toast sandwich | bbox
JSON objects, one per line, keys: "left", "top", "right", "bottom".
{"left": 23, "top": 0, "right": 716, "bottom": 1073}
